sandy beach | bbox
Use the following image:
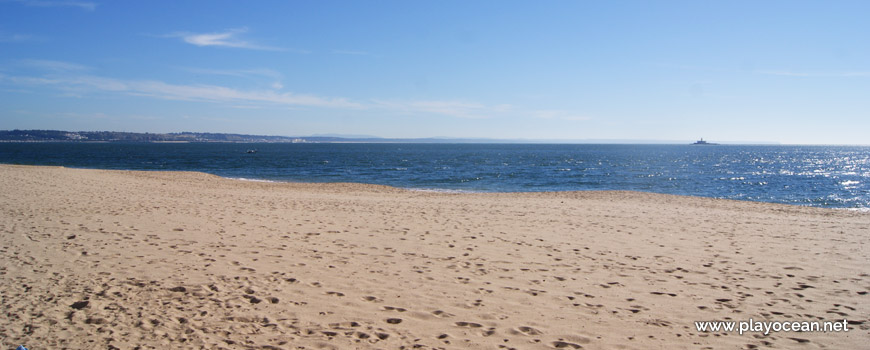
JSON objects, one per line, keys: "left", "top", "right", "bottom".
{"left": 0, "top": 164, "right": 867, "bottom": 349}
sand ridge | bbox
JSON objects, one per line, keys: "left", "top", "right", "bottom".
{"left": 0, "top": 164, "right": 868, "bottom": 349}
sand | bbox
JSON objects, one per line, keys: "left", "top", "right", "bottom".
{"left": 0, "top": 164, "right": 867, "bottom": 349}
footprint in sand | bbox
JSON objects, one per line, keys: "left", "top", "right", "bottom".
{"left": 514, "top": 326, "right": 542, "bottom": 336}
{"left": 432, "top": 310, "right": 454, "bottom": 318}
{"left": 455, "top": 321, "right": 483, "bottom": 328}
{"left": 328, "top": 321, "right": 361, "bottom": 328}
{"left": 361, "top": 295, "right": 382, "bottom": 302}
{"left": 355, "top": 331, "right": 371, "bottom": 339}
{"left": 482, "top": 327, "right": 496, "bottom": 336}
{"left": 552, "top": 341, "right": 583, "bottom": 349}
{"left": 242, "top": 295, "right": 262, "bottom": 304}
{"left": 352, "top": 330, "right": 390, "bottom": 341}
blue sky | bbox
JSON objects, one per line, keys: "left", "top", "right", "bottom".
{"left": 1, "top": 0, "right": 868, "bottom": 144}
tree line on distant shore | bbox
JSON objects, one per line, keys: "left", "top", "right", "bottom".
{"left": 0, "top": 129, "right": 559, "bottom": 143}
{"left": 0, "top": 130, "right": 306, "bottom": 143}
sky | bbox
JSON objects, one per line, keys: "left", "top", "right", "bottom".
{"left": 0, "top": 0, "right": 868, "bottom": 144}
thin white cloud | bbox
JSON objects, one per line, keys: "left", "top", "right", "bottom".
{"left": 176, "top": 66, "right": 285, "bottom": 90}
{"left": 182, "top": 28, "right": 252, "bottom": 48}
{"left": 8, "top": 0, "right": 96, "bottom": 11}
{"left": 0, "top": 32, "right": 36, "bottom": 42}
{"left": 166, "top": 28, "right": 302, "bottom": 52}
{"left": 1, "top": 73, "right": 361, "bottom": 109}
{"left": 2, "top": 67, "right": 591, "bottom": 122}
{"left": 17, "top": 59, "right": 91, "bottom": 71}
{"left": 126, "top": 80, "right": 359, "bottom": 108}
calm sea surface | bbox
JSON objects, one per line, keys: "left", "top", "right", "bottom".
{"left": 1, "top": 143, "right": 868, "bottom": 209}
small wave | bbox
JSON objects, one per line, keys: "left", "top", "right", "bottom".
{"left": 406, "top": 188, "right": 479, "bottom": 194}
{"left": 228, "top": 177, "right": 279, "bottom": 183}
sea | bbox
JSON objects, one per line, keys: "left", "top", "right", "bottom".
{"left": 1, "top": 143, "right": 868, "bottom": 210}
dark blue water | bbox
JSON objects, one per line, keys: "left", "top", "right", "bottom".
{"left": 1, "top": 143, "right": 868, "bottom": 209}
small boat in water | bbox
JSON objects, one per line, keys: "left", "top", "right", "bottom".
{"left": 692, "top": 138, "right": 718, "bottom": 145}
{"left": 246, "top": 149, "right": 258, "bottom": 154}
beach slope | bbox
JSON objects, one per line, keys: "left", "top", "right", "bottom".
{"left": 1, "top": 165, "right": 867, "bottom": 349}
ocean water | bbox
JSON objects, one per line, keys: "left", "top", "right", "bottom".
{"left": 1, "top": 143, "right": 868, "bottom": 209}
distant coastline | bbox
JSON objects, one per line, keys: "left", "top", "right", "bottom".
{"left": 0, "top": 130, "right": 309, "bottom": 143}
{"left": 0, "top": 129, "right": 780, "bottom": 144}
{"left": 0, "top": 129, "right": 513, "bottom": 143}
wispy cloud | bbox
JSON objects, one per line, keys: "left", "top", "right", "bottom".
{"left": 8, "top": 0, "right": 96, "bottom": 11}
{"left": 175, "top": 66, "right": 285, "bottom": 90}
{"left": 17, "top": 59, "right": 91, "bottom": 71}
{"left": 756, "top": 70, "right": 870, "bottom": 78}
{"left": 2, "top": 64, "right": 591, "bottom": 122}
{"left": 125, "top": 80, "right": 358, "bottom": 108}
{"left": 0, "top": 32, "right": 36, "bottom": 42}
{"left": 179, "top": 28, "right": 254, "bottom": 48}
{"left": 2, "top": 73, "right": 361, "bottom": 109}
{"left": 165, "top": 28, "right": 303, "bottom": 52}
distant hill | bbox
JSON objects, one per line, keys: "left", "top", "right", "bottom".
{"left": 0, "top": 129, "right": 511, "bottom": 143}
{"left": 0, "top": 130, "right": 309, "bottom": 143}
{"left": 0, "top": 129, "right": 771, "bottom": 144}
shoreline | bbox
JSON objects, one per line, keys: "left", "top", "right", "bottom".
{"left": 3, "top": 163, "right": 867, "bottom": 212}
{"left": 1, "top": 164, "right": 868, "bottom": 349}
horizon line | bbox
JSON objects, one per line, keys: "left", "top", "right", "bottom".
{"left": 9, "top": 129, "right": 870, "bottom": 145}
